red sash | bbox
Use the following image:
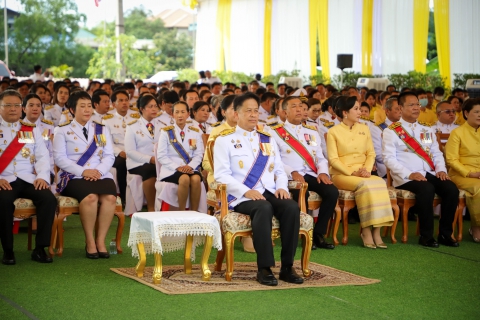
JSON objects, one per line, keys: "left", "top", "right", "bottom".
{"left": 391, "top": 123, "right": 435, "bottom": 171}
{"left": 274, "top": 126, "right": 317, "bottom": 174}
{"left": 0, "top": 124, "right": 34, "bottom": 174}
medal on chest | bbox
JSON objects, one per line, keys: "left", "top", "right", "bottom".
{"left": 189, "top": 139, "right": 197, "bottom": 150}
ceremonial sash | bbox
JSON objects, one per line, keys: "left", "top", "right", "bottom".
{"left": 273, "top": 126, "right": 317, "bottom": 174}
{"left": 227, "top": 133, "right": 270, "bottom": 206}
{"left": 378, "top": 122, "right": 387, "bottom": 131}
{"left": 391, "top": 124, "right": 435, "bottom": 171}
{"left": 166, "top": 129, "right": 199, "bottom": 170}
{"left": 56, "top": 123, "right": 103, "bottom": 193}
{"left": 0, "top": 124, "right": 34, "bottom": 174}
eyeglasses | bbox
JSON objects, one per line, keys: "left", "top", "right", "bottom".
{"left": 1, "top": 103, "right": 22, "bottom": 109}
{"left": 439, "top": 109, "right": 455, "bottom": 115}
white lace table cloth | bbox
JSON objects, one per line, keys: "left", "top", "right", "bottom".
{"left": 128, "top": 211, "right": 222, "bottom": 260}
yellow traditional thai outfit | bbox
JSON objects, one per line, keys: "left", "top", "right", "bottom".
{"left": 202, "top": 121, "right": 232, "bottom": 185}
{"left": 418, "top": 107, "right": 437, "bottom": 124}
{"left": 327, "top": 122, "right": 393, "bottom": 228}
{"left": 374, "top": 107, "right": 386, "bottom": 124}
{"left": 445, "top": 123, "right": 480, "bottom": 227}
{"left": 454, "top": 111, "right": 466, "bottom": 125}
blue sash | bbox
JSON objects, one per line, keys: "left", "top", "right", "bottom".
{"left": 227, "top": 133, "right": 270, "bottom": 206}
{"left": 378, "top": 122, "right": 387, "bottom": 131}
{"left": 56, "top": 123, "right": 102, "bottom": 193}
{"left": 167, "top": 129, "right": 200, "bottom": 170}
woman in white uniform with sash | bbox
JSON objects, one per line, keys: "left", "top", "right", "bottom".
{"left": 157, "top": 101, "right": 204, "bottom": 211}
{"left": 53, "top": 91, "right": 117, "bottom": 259}
{"left": 190, "top": 101, "right": 211, "bottom": 134}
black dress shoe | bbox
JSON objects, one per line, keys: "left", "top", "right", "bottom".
{"left": 311, "top": 244, "right": 317, "bottom": 250}
{"left": 438, "top": 234, "right": 459, "bottom": 247}
{"left": 2, "top": 252, "right": 16, "bottom": 265}
{"left": 256, "top": 268, "right": 278, "bottom": 286}
{"left": 279, "top": 267, "right": 304, "bottom": 284}
{"left": 85, "top": 246, "right": 99, "bottom": 259}
{"left": 98, "top": 252, "right": 110, "bottom": 259}
{"left": 31, "top": 248, "right": 53, "bottom": 263}
{"left": 418, "top": 236, "right": 439, "bottom": 248}
{"left": 313, "top": 234, "right": 335, "bottom": 250}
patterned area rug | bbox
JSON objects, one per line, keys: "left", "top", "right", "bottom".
{"left": 110, "top": 261, "right": 380, "bottom": 295}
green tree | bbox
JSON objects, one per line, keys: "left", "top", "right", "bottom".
{"left": 149, "top": 30, "right": 193, "bottom": 71}
{"left": 0, "top": 0, "right": 92, "bottom": 76}
{"left": 86, "top": 34, "right": 154, "bottom": 81}
{"left": 427, "top": 10, "right": 437, "bottom": 61}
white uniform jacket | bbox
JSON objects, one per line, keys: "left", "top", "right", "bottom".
{"left": 156, "top": 124, "right": 204, "bottom": 180}
{"left": 359, "top": 117, "right": 386, "bottom": 178}
{"left": 214, "top": 126, "right": 288, "bottom": 208}
{"left": 0, "top": 119, "right": 51, "bottom": 184}
{"left": 124, "top": 117, "right": 162, "bottom": 170}
{"left": 382, "top": 118, "right": 447, "bottom": 187}
{"left": 23, "top": 117, "right": 55, "bottom": 175}
{"left": 44, "top": 104, "right": 66, "bottom": 127}
{"left": 103, "top": 110, "right": 140, "bottom": 157}
{"left": 189, "top": 118, "right": 210, "bottom": 135}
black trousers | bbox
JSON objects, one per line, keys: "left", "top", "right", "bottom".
{"left": 234, "top": 190, "right": 300, "bottom": 269}
{"left": 290, "top": 174, "right": 338, "bottom": 235}
{"left": 113, "top": 155, "right": 127, "bottom": 203}
{"left": 397, "top": 172, "right": 458, "bottom": 238}
{"left": 0, "top": 178, "right": 56, "bottom": 252}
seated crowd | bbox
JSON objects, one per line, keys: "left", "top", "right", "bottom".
{"left": 1, "top": 71, "right": 479, "bottom": 286}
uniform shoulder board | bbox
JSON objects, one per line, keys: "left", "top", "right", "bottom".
{"left": 58, "top": 121, "right": 71, "bottom": 127}
{"left": 258, "top": 119, "right": 267, "bottom": 123}
{"left": 418, "top": 121, "right": 433, "bottom": 127}
{"left": 130, "top": 113, "right": 140, "bottom": 119}
{"left": 189, "top": 126, "right": 200, "bottom": 132}
{"left": 93, "top": 121, "right": 105, "bottom": 126}
{"left": 127, "top": 120, "right": 138, "bottom": 126}
{"left": 324, "top": 121, "right": 335, "bottom": 128}
{"left": 302, "top": 123, "right": 317, "bottom": 131}
{"left": 361, "top": 116, "right": 374, "bottom": 123}
{"left": 388, "top": 122, "right": 401, "bottom": 130}
{"left": 44, "top": 105, "right": 53, "bottom": 111}
{"left": 103, "top": 114, "right": 114, "bottom": 120}
{"left": 41, "top": 119, "right": 54, "bottom": 126}
{"left": 19, "top": 120, "right": 36, "bottom": 127}
{"left": 318, "top": 118, "right": 327, "bottom": 122}
{"left": 267, "top": 121, "right": 279, "bottom": 127}
{"left": 62, "top": 109, "right": 70, "bottom": 114}
{"left": 211, "top": 121, "right": 222, "bottom": 128}
{"left": 186, "top": 120, "right": 193, "bottom": 124}
{"left": 257, "top": 129, "right": 271, "bottom": 137}
{"left": 130, "top": 106, "right": 139, "bottom": 112}
{"left": 162, "top": 126, "right": 174, "bottom": 131}
{"left": 270, "top": 123, "right": 283, "bottom": 130}
{"left": 220, "top": 128, "right": 235, "bottom": 136}
{"left": 267, "top": 115, "right": 276, "bottom": 119}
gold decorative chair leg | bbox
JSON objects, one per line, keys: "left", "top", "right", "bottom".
{"left": 300, "top": 230, "right": 312, "bottom": 277}
{"left": 224, "top": 232, "right": 234, "bottom": 281}
{"left": 153, "top": 253, "right": 162, "bottom": 284}
{"left": 184, "top": 235, "right": 193, "bottom": 274}
{"left": 135, "top": 243, "right": 147, "bottom": 278}
{"left": 201, "top": 236, "right": 213, "bottom": 281}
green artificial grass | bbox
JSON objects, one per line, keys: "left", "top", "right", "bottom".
{"left": 1, "top": 216, "right": 479, "bottom": 320}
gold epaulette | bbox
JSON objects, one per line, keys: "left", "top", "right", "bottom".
{"left": 93, "top": 121, "right": 104, "bottom": 126}
{"left": 418, "top": 121, "right": 433, "bottom": 127}
{"left": 155, "top": 111, "right": 163, "bottom": 118}
{"left": 324, "top": 121, "right": 335, "bottom": 128}
{"left": 318, "top": 118, "right": 327, "bottom": 122}
{"left": 130, "top": 113, "right": 140, "bottom": 119}
{"left": 44, "top": 105, "right": 53, "bottom": 111}
{"left": 267, "top": 115, "right": 276, "bottom": 119}
{"left": 19, "top": 120, "right": 36, "bottom": 127}
{"left": 58, "top": 121, "right": 71, "bottom": 127}
{"left": 388, "top": 122, "right": 401, "bottom": 130}
{"left": 62, "top": 109, "right": 69, "bottom": 114}
{"left": 41, "top": 119, "right": 54, "bottom": 126}
{"left": 189, "top": 126, "right": 200, "bottom": 132}
{"left": 186, "top": 120, "right": 193, "bottom": 124}
{"left": 268, "top": 122, "right": 279, "bottom": 127}
{"left": 103, "top": 114, "right": 114, "bottom": 120}
{"left": 162, "top": 126, "right": 174, "bottom": 131}
{"left": 270, "top": 123, "right": 284, "bottom": 130}
{"left": 302, "top": 123, "right": 317, "bottom": 131}
{"left": 211, "top": 121, "right": 222, "bottom": 127}
{"left": 220, "top": 128, "right": 235, "bottom": 136}
{"left": 361, "top": 116, "right": 374, "bottom": 123}
{"left": 127, "top": 120, "right": 138, "bottom": 126}
{"left": 130, "top": 106, "right": 139, "bottom": 112}
{"left": 257, "top": 130, "right": 271, "bottom": 137}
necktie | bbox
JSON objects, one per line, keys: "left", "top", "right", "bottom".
{"left": 146, "top": 123, "right": 155, "bottom": 137}
{"left": 180, "top": 131, "right": 185, "bottom": 142}
{"left": 83, "top": 127, "right": 88, "bottom": 140}
{"left": 331, "top": 115, "right": 336, "bottom": 120}
{"left": 199, "top": 123, "right": 205, "bottom": 133}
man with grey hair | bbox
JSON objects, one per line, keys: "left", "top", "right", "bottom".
{"left": 0, "top": 90, "right": 57, "bottom": 265}
{"left": 377, "top": 96, "right": 401, "bottom": 130}
{"left": 433, "top": 101, "right": 459, "bottom": 134}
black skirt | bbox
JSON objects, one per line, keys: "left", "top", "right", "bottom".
{"left": 161, "top": 170, "right": 202, "bottom": 185}
{"left": 128, "top": 163, "right": 157, "bottom": 181}
{"left": 61, "top": 178, "right": 117, "bottom": 203}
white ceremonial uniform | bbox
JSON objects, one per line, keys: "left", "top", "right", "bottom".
{"left": 317, "top": 120, "right": 336, "bottom": 158}
{"left": 156, "top": 124, "right": 205, "bottom": 180}
{"left": 23, "top": 118, "right": 55, "bottom": 175}
{"left": 156, "top": 111, "right": 174, "bottom": 128}
{"left": 432, "top": 120, "right": 459, "bottom": 134}
{"left": 53, "top": 120, "right": 115, "bottom": 179}
{"left": 213, "top": 126, "right": 288, "bottom": 208}
{"left": 269, "top": 121, "right": 329, "bottom": 179}
{"left": 103, "top": 111, "right": 140, "bottom": 157}
{"left": 258, "top": 105, "right": 270, "bottom": 124}
{"left": 206, "top": 112, "right": 217, "bottom": 126}
{"left": 0, "top": 120, "right": 51, "bottom": 184}
{"left": 359, "top": 117, "right": 386, "bottom": 177}
{"left": 90, "top": 110, "right": 113, "bottom": 124}
{"left": 266, "top": 115, "right": 279, "bottom": 126}
{"left": 190, "top": 118, "right": 210, "bottom": 135}
{"left": 44, "top": 104, "right": 66, "bottom": 127}
{"left": 306, "top": 118, "right": 319, "bottom": 130}
{"left": 58, "top": 110, "right": 73, "bottom": 126}
{"left": 382, "top": 118, "right": 447, "bottom": 187}
{"left": 124, "top": 117, "right": 163, "bottom": 170}
{"left": 318, "top": 111, "right": 340, "bottom": 125}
